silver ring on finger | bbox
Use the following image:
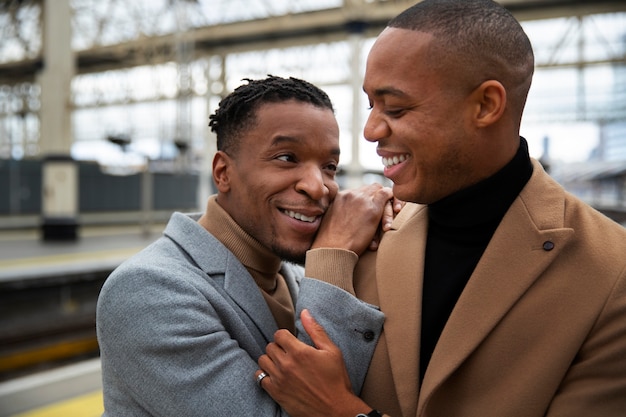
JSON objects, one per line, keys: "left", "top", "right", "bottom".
{"left": 256, "top": 371, "right": 269, "bottom": 387}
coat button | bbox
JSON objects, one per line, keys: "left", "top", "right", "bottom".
{"left": 543, "top": 241, "right": 555, "bottom": 251}
{"left": 363, "top": 330, "right": 375, "bottom": 341}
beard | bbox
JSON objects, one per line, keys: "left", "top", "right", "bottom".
{"left": 272, "top": 244, "right": 307, "bottom": 265}
{"left": 270, "top": 236, "right": 313, "bottom": 265}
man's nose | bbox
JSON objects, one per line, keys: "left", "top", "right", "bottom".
{"left": 364, "top": 110, "right": 390, "bottom": 142}
{"left": 295, "top": 165, "right": 328, "bottom": 200}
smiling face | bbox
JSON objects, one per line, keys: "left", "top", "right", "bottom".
{"left": 363, "top": 28, "right": 491, "bottom": 205}
{"left": 212, "top": 100, "right": 340, "bottom": 264}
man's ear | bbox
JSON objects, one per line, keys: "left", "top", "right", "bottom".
{"left": 212, "top": 150, "right": 232, "bottom": 193}
{"left": 472, "top": 80, "right": 506, "bottom": 128}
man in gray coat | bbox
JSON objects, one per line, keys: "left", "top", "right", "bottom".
{"left": 96, "top": 76, "right": 393, "bottom": 416}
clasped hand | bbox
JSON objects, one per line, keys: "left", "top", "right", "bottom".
{"left": 312, "top": 183, "right": 402, "bottom": 254}
{"left": 256, "top": 310, "right": 370, "bottom": 417}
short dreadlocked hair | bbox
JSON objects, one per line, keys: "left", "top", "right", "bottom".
{"left": 208, "top": 75, "right": 334, "bottom": 154}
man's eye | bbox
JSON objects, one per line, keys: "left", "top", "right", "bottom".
{"left": 326, "top": 163, "right": 338, "bottom": 172}
{"left": 276, "top": 154, "right": 295, "bottom": 162}
{"left": 385, "top": 109, "right": 404, "bottom": 117}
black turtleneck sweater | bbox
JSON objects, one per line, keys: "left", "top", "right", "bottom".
{"left": 420, "top": 138, "right": 534, "bottom": 382}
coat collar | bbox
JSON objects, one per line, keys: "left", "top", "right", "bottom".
{"left": 163, "top": 212, "right": 280, "bottom": 346}
{"left": 376, "top": 203, "right": 428, "bottom": 417}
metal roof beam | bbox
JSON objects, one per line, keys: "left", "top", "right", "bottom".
{"left": 0, "top": 0, "right": 625, "bottom": 85}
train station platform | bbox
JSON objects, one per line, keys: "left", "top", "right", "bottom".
{"left": 0, "top": 222, "right": 166, "bottom": 416}
{"left": 0, "top": 223, "right": 164, "bottom": 282}
{"left": 0, "top": 358, "right": 102, "bottom": 417}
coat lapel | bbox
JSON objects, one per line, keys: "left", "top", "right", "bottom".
{"left": 222, "top": 252, "right": 279, "bottom": 344}
{"left": 418, "top": 162, "right": 575, "bottom": 413}
{"left": 164, "top": 213, "right": 278, "bottom": 348}
{"left": 377, "top": 203, "right": 428, "bottom": 417}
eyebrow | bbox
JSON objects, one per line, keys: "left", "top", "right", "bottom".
{"left": 364, "top": 86, "right": 409, "bottom": 99}
{"left": 271, "top": 135, "right": 340, "bottom": 156}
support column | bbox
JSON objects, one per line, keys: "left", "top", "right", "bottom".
{"left": 346, "top": 26, "right": 366, "bottom": 189}
{"left": 198, "top": 55, "right": 224, "bottom": 209}
{"left": 37, "top": 0, "right": 78, "bottom": 240}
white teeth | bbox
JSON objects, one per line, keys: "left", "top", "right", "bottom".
{"left": 382, "top": 154, "right": 409, "bottom": 168}
{"left": 285, "top": 210, "right": 316, "bottom": 223}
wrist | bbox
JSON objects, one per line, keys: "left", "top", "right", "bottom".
{"left": 356, "top": 410, "right": 383, "bottom": 417}
{"left": 305, "top": 248, "right": 358, "bottom": 294}
{"left": 338, "top": 396, "right": 377, "bottom": 417}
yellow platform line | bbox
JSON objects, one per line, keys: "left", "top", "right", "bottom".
{"left": 0, "top": 337, "right": 99, "bottom": 373}
{"left": 11, "top": 390, "right": 103, "bottom": 417}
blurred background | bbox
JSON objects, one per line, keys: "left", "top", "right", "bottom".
{"left": 0, "top": 0, "right": 625, "bottom": 416}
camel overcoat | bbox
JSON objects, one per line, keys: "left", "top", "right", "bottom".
{"left": 352, "top": 160, "right": 626, "bottom": 417}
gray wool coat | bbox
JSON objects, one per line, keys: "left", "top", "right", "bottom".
{"left": 96, "top": 212, "right": 384, "bottom": 417}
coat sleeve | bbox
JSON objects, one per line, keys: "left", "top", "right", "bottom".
{"left": 296, "top": 249, "right": 385, "bottom": 394}
{"left": 96, "top": 259, "right": 287, "bottom": 417}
